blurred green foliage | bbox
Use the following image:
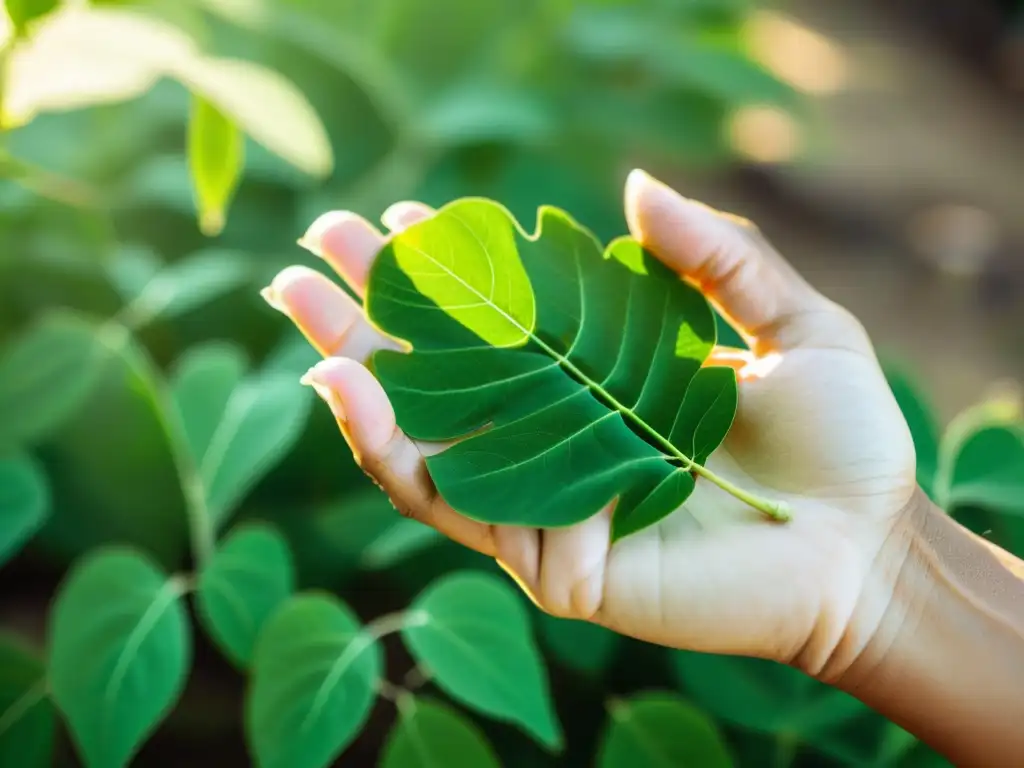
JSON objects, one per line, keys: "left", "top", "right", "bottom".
{"left": 0, "top": 0, "right": 1021, "bottom": 766}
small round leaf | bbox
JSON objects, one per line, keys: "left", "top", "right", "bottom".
{"left": 0, "top": 634, "right": 53, "bottom": 768}
{"left": 247, "top": 593, "right": 382, "bottom": 768}
{"left": 597, "top": 692, "right": 733, "bottom": 768}
{"left": 49, "top": 547, "right": 191, "bottom": 768}
{"left": 381, "top": 697, "right": 501, "bottom": 768}
{"left": 401, "top": 571, "right": 563, "bottom": 750}
{"left": 197, "top": 522, "right": 295, "bottom": 667}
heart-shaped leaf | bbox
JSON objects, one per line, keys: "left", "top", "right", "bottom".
{"left": 401, "top": 571, "right": 562, "bottom": 750}
{"left": 597, "top": 692, "right": 733, "bottom": 768}
{"left": 0, "top": 634, "right": 54, "bottom": 768}
{"left": 187, "top": 93, "right": 244, "bottom": 236}
{"left": 0, "top": 312, "right": 104, "bottom": 449}
{"left": 246, "top": 593, "right": 382, "bottom": 768}
{"left": 380, "top": 697, "right": 501, "bottom": 768}
{"left": 366, "top": 198, "right": 764, "bottom": 540}
{"left": 196, "top": 522, "right": 295, "bottom": 667}
{"left": 0, "top": 452, "right": 50, "bottom": 567}
{"left": 49, "top": 547, "right": 191, "bottom": 768}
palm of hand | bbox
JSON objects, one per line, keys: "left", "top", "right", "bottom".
{"left": 268, "top": 171, "right": 918, "bottom": 671}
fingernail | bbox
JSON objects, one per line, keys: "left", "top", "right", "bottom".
{"left": 297, "top": 211, "right": 353, "bottom": 258}
{"left": 300, "top": 363, "right": 346, "bottom": 421}
{"left": 259, "top": 285, "right": 286, "bottom": 314}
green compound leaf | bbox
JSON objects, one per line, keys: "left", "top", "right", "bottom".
{"left": 400, "top": 571, "right": 562, "bottom": 751}
{"left": 48, "top": 548, "right": 191, "bottom": 768}
{"left": 0, "top": 452, "right": 50, "bottom": 568}
{"left": 0, "top": 634, "right": 54, "bottom": 768}
{"left": 366, "top": 198, "right": 757, "bottom": 540}
{"left": 597, "top": 692, "right": 733, "bottom": 768}
{"left": 196, "top": 522, "right": 295, "bottom": 667}
{"left": 246, "top": 593, "right": 382, "bottom": 768}
{"left": 381, "top": 697, "right": 501, "bottom": 768}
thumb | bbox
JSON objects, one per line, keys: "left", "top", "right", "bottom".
{"left": 624, "top": 169, "right": 868, "bottom": 355}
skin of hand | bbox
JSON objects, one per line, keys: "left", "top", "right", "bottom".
{"left": 261, "top": 169, "right": 919, "bottom": 677}
{"left": 266, "top": 170, "right": 1024, "bottom": 764}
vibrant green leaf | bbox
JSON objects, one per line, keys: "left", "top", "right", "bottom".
{"left": 175, "top": 56, "right": 333, "bottom": 178}
{"left": 0, "top": 452, "right": 49, "bottom": 567}
{"left": 947, "top": 423, "right": 1024, "bottom": 515}
{"left": 883, "top": 363, "right": 941, "bottom": 498}
{"left": 200, "top": 369, "right": 314, "bottom": 529}
{"left": 196, "top": 523, "right": 294, "bottom": 667}
{"left": 187, "top": 93, "right": 244, "bottom": 236}
{"left": 170, "top": 341, "right": 249, "bottom": 465}
{"left": 246, "top": 593, "right": 382, "bottom": 768}
{"left": 537, "top": 614, "right": 619, "bottom": 676}
{"left": 401, "top": 571, "right": 563, "bottom": 750}
{"left": 365, "top": 198, "right": 736, "bottom": 540}
{"left": 123, "top": 249, "right": 253, "bottom": 327}
{"left": 597, "top": 692, "right": 733, "bottom": 768}
{"left": 4, "top": 0, "right": 60, "bottom": 37}
{"left": 0, "top": 634, "right": 53, "bottom": 768}
{"left": 49, "top": 547, "right": 191, "bottom": 768}
{"left": 381, "top": 697, "right": 501, "bottom": 768}
{"left": 0, "top": 312, "right": 104, "bottom": 449}
{"left": 671, "top": 651, "right": 868, "bottom": 746}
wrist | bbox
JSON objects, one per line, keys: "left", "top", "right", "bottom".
{"left": 821, "top": 486, "right": 1024, "bottom": 765}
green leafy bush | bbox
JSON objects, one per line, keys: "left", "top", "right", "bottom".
{"left": 1, "top": 1, "right": 1019, "bottom": 766}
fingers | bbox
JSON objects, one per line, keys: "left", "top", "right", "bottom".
{"left": 298, "top": 202, "right": 435, "bottom": 298}
{"left": 301, "top": 356, "right": 496, "bottom": 558}
{"left": 624, "top": 169, "right": 870, "bottom": 355}
{"left": 261, "top": 266, "right": 401, "bottom": 363}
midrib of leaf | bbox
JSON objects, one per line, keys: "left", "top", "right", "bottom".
{"left": 104, "top": 577, "right": 186, "bottom": 707}
{"left": 419, "top": 614, "right": 538, "bottom": 716}
{"left": 299, "top": 628, "right": 380, "bottom": 733}
{"left": 0, "top": 679, "right": 46, "bottom": 737}
{"left": 613, "top": 708, "right": 679, "bottom": 768}
{"left": 206, "top": 579, "right": 257, "bottom": 634}
{"left": 401, "top": 236, "right": 789, "bottom": 521}
{"left": 401, "top": 701, "right": 441, "bottom": 768}
{"left": 199, "top": 384, "right": 260, "bottom": 515}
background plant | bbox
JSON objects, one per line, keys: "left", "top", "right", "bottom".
{"left": 1, "top": 0, "right": 1022, "bottom": 766}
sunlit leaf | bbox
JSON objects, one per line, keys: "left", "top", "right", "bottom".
{"left": 597, "top": 692, "right": 733, "bottom": 768}
{"left": 4, "top": 0, "right": 60, "bottom": 37}
{"left": 176, "top": 56, "right": 333, "bottom": 178}
{"left": 187, "top": 93, "right": 244, "bottom": 236}
{"left": 381, "top": 697, "right": 501, "bottom": 768}
{"left": 0, "top": 634, "right": 53, "bottom": 768}
{"left": 0, "top": 312, "right": 104, "bottom": 449}
{"left": 49, "top": 547, "right": 191, "bottom": 768}
{"left": 401, "top": 571, "right": 563, "bottom": 750}
{"left": 537, "top": 614, "right": 619, "bottom": 677}
{"left": 197, "top": 523, "right": 294, "bottom": 667}
{"left": 0, "top": 452, "right": 49, "bottom": 567}
{"left": 365, "top": 198, "right": 745, "bottom": 540}
{"left": 247, "top": 593, "right": 381, "bottom": 768}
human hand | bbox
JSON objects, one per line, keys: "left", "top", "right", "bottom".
{"left": 262, "top": 170, "right": 920, "bottom": 678}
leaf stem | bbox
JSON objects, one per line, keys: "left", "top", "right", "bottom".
{"left": 530, "top": 334, "right": 791, "bottom": 522}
